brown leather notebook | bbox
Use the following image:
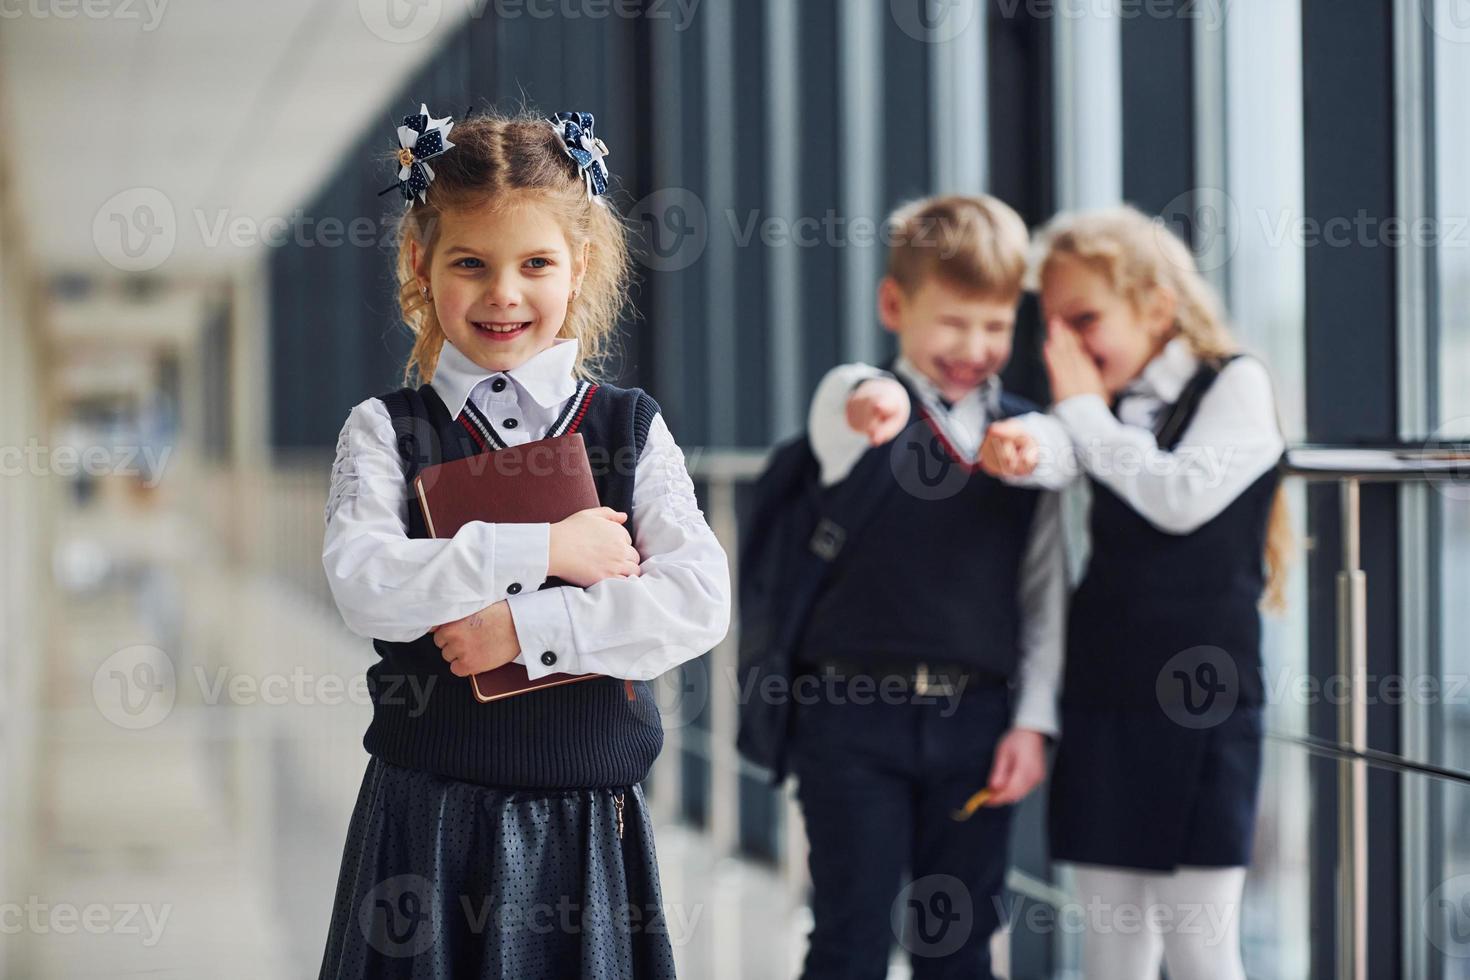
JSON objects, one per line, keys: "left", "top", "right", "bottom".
{"left": 412, "top": 432, "right": 605, "bottom": 703}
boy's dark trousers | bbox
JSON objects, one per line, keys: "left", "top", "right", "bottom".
{"left": 788, "top": 668, "right": 1015, "bottom": 980}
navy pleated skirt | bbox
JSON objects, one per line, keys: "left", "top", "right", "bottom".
{"left": 317, "top": 756, "right": 678, "bottom": 980}
{"left": 1048, "top": 703, "right": 1264, "bottom": 871}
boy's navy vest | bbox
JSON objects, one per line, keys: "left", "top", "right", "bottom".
{"left": 1064, "top": 356, "right": 1283, "bottom": 710}
{"left": 364, "top": 378, "right": 664, "bottom": 789}
{"left": 797, "top": 369, "right": 1043, "bottom": 678}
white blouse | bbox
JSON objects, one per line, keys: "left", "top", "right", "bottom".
{"left": 806, "top": 356, "right": 1066, "bottom": 737}
{"left": 321, "top": 336, "right": 732, "bottom": 682}
{"left": 1009, "top": 336, "right": 1287, "bottom": 533}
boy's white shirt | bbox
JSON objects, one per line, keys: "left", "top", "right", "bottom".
{"left": 806, "top": 357, "right": 1065, "bottom": 738}
{"left": 1003, "top": 337, "right": 1286, "bottom": 534}
{"left": 321, "top": 336, "right": 732, "bottom": 681}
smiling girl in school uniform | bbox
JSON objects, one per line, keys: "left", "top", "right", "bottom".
{"left": 981, "top": 205, "right": 1292, "bottom": 980}
{"left": 317, "top": 105, "right": 730, "bottom": 979}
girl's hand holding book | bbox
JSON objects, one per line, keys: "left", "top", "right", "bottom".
{"left": 430, "top": 506, "right": 649, "bottom": 678}
{"left": 549, "top": 506, "right": 643, "bottom": 587}
{"left": 431, "top": 602, "right": 522, "bottom": 677}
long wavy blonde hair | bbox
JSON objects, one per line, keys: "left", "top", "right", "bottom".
{"left": 388, "top": 108, "right": 633, "bottom": 387}
{"left": 1033, "top": 205, "right": 1293, "bottom": 613}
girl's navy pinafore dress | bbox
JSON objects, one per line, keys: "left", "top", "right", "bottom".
{"left": 1048, "top": 356, "right": 1283, "bottom": 872}
{"left": 318, "top": 380, "right": 679, "bottom": 980}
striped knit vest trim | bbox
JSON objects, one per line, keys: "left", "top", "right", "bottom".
{"left": 362, "top": 377, "right": 665, "bottom": 789}
{"left": 456, "top": 378, "right": 597, "bottom": 451}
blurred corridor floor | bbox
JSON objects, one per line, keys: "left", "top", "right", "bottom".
{"left": 20, "top": 494, "right": 292, "bottom": 978}
{"left": 14, "top": 487, "right": 812, "bottom": 979}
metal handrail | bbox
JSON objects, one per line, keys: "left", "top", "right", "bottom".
{"left": 685, "top": 442, "right": 1470, "bottom": 482}
{"left": 1267, "top": 730, "right": 1470, "bottom": 786}
{"left": 1281, "top": 442, "right": 1467, "bottom": 980}
{"left": 1283, "top": 442, "right": 1470, "bottom": 481}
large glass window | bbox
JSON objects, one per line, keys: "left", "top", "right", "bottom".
{"left": 1427, "top": 2, "right": 1470, "bottom": 975}
{"left": 1218, "top": 2, "right": 1310, "bottom": 976}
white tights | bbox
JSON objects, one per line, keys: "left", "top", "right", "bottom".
{"left": 1069, "top": 864, "right": 1247, "bottom": 980}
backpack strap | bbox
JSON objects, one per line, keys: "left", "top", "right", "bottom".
{"left": 805, "top": 413, "right": 910, "bottom": 563}
{"left": 378, "top": 388, "right": 411, "bottom": 420}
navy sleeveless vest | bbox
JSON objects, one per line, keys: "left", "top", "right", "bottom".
{"left": 1063, "top": 356, "right": 1283, "bottom": 709}
{"left": 362, "top": 377, "right": 665, "bottom": 789}
{"left": 798, "top": 368, "right": 1044, "bottom": 676}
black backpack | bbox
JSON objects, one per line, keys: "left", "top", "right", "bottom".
{"left": 734, "top": 431, "right": 897, "bottom": 783}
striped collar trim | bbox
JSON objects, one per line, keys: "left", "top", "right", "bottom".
{"left": 549, "top": 379, "right": 597, "bottom": 437}
{"left": 911, "top": 400, "right": 985, "bottom": 473}
{"left": 454, "top": 378, "right": 596, "bottom": 453}
{"left": 458, "top": 399, "right": 508, "bottom": 450}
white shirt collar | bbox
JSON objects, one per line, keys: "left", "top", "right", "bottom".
{"left": 892, "top": 353, "right": 1002, "bottom": 417}
{"left": 431, "top": 336, "right": 581, "bottom": 419}
{"left": 1124, "top": 335, "right": 1198, "bottom": 405}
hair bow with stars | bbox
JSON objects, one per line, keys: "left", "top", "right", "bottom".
{"left": 377, "top": 103, "right": 457, "bottom": 204}
{"left": 549, "top": 111, "right": 611, "bottom": 198}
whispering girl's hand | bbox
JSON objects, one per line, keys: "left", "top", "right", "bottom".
{"left": 431, "top": 601, "right": 522, "bottom": 676}
{"left": 1043, "top": 316, "right": 1106, "bottom": 403}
